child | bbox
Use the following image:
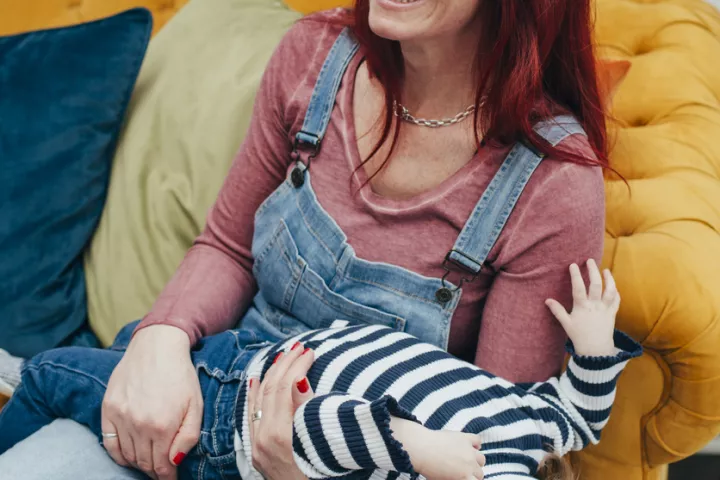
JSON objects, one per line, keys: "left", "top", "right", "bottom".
{"left": 0, "top": 260, "right": 641, "bottom": 480}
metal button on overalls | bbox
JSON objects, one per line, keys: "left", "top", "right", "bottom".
{"left": 291, "top": 167, "right": 305, "bottom": 188}
{"left": 435, "top": 287, "right": 453, "bottom": 304}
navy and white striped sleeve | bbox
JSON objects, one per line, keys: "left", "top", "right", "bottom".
{"left": 520, "top": 330, "right": 642, "bottom": 455}
{"left": 292, "top": 393, "right": 419, "bottom": 479}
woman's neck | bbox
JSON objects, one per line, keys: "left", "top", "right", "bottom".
{"left": 399, "top": 31, "right": 480, "bottom": 118}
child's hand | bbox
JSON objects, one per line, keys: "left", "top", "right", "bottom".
{"left": 545, "top": 259, "right": 620, "bottom": 357}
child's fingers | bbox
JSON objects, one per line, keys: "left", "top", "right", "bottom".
{"left": 569, "top": 263, "right": 587, "bottom": 303}
{"left": 610, "top": 288, "right": 621, "bottom": 313}
{"left": 545, "top": 299, "right": 572, "bottom": 327}
{"left": 602, "top": 269, "right": 620, "bottom": 307}
{"left": 586, "top": 259, "right": 603, "bottom": 301}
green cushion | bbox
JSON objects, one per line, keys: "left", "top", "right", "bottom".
{"left": 84, "top": 0, "right": 301, "bottom": 345}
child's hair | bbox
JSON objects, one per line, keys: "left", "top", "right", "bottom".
{"left": 536, "top": 453, "right": 575, "bottom": 480}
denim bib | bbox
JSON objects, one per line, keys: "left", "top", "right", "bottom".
{"left": 238, "top": 29, "right": 586, "bottom": 351}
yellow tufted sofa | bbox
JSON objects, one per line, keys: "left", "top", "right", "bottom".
{"left": 0, "top": 0, "right": 189, "bottom": 36}
{"left": 1, "top": 1, "right": 719, "bottom": 480}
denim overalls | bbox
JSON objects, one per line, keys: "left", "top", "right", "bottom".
{"left": 240, "top": 28, "right": 585, "bottom": 350}
{"left": 230, "top": 28, "right": 585, "bottom": 479}
{"left": 98, "top": 28, "right": 586, "bottom": 480}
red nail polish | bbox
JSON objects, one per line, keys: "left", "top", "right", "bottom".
{"left": 273, "top": 352, "right": 282, "bottom": 364}
{"left": 296, "top": 377, "right": 310, "bottom": 394}
{"left": 302, "top": 347, "right": 311, "bottom": 355}
{"left": 172, "top": 452, "right": 186, "bottom": 465}
{"left": 291, "top": 342, "right": 302, "bottom": 351}
{"left": 249, "top": 378, "right": 255, "bottom": 388}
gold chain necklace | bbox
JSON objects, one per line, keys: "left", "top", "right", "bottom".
{"left": 393, "top": 101, "right": 476, "bottom": 128}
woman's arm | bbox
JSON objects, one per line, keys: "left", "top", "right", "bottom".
{"left": 476, "top": 136, "right": 606, "bottom": 383}
{"left": 101, "top": 21, "right": 320, "bottom": 479}
{"left": 134, "top": 27, "right": 306, "bottom": 344}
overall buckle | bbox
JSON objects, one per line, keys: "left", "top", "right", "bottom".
{"left": 292, "top": 132, "right": 321, "bottom": 159}
{"left": 436, "top": 250, "right": 481, "bottom": 304}
{"left": 290, "top": 132, "right": 321, "bottom": 188}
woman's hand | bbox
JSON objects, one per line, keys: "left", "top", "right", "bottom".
{"left": 101, "top": 325, "right": 203, "bottom": 480}
{"left": 247, "top": 342, "right": 315, "bottom": 480}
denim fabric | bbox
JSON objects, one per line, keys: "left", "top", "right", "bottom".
{"left": 294, "top": 29, "right": 359, "bottom": 149}
{"left": 0, "top": 321, "right": 273, "bottom": 480}
{"left": 0, "top": 9, "right": 152, "bottom": 358}
{"left": 0, "top": 419, "right": 146, "bottom": 480}
{"left": 240, "top": 28, "right": 586, "bottom": 354}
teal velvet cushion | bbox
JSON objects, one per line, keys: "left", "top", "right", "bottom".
{"left": 0, "top": 9, "right": 152, "bottom": 358}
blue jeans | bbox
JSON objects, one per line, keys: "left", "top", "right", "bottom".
{"left": 0, "top": 321, "right": 270, "bottom": 480}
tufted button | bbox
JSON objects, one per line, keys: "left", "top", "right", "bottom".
{"left": 627, "top": 117, "right": 649, "bottom": 128}
{"left": 633, "top": 43, "right": 651, "bottom": 56}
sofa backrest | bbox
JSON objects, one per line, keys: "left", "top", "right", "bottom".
{"left": 0, "top": 0, "right": 190, "bottom": 36}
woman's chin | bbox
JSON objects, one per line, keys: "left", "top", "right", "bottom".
{"left": 368, "top": 0, "right": 429, "bottom": 41}
{"left": 368, "top": 19, "right": 411, "bottom": 42}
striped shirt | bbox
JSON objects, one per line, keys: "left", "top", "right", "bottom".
{"left": 234, "top": 325, "right": 641, "bottom": 479}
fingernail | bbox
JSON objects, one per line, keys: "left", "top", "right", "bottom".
{"left": 273, "top": 352, "right": 282, "bottom": 364}
{"left": 302, "top": 347, "right": 311, "bottom": 355}
{"left": 296, "top": 377, "right": 310, "bottom": 394}
{"left": 172, "top": 452, "right": 186, "bottom": 465}
{"left": 291, "top": 341, "right": 302, "bottom": 351}
{"left": 249, "top": 378, "right": 255, "bottom": 388}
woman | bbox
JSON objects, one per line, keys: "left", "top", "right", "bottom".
{"left": 0, "top": 0, "right": 607, "bottom": 479}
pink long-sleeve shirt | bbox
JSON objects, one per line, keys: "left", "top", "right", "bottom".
{"left": 139, "top": 13, "right": 605, "bottom": 383}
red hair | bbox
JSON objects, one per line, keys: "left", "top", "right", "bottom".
{"left": 347, "top": 0, "right": 609, "bottom": 169}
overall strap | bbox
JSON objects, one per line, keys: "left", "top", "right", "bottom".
{"left": 445, "top": 115, "right": 587, "bottom": 280}
{"left": 294, "top": 28, "right": 360, "bottom": 152}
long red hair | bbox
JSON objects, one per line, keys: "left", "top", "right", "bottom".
{"left": 348, "top": 0, "right": 609, "bottom": 169}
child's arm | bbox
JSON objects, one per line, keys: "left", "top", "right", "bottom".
{"left": 291, "top": 393, "right": 419, "bottom": 478}
{"left": 292, "top": 393, "right": 489, "bottom": 480}
{"left": 515, "top": 260, "right": 642, "bottom": 455}
{"left": 515, "top": 329, "right": 641, "bottom": 454}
